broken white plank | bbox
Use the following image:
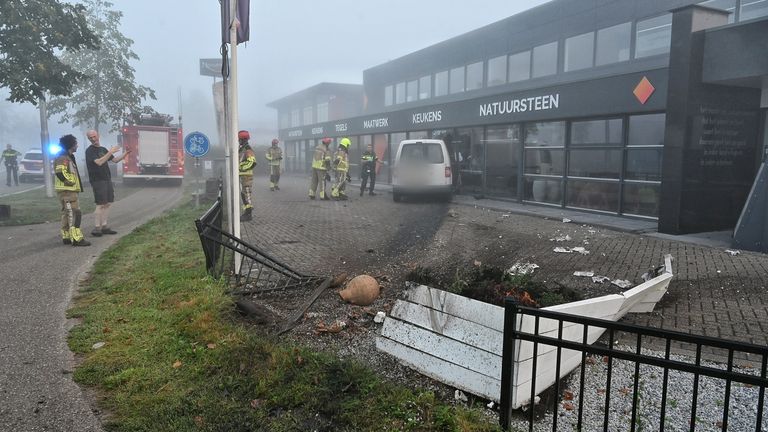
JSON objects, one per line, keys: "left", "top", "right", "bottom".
{"left": 405, "top": 285, "right": 504, "bottom": 330}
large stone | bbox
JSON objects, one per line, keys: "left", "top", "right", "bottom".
{"left": 339, "top": 275, "right": 380, "bottom": 306}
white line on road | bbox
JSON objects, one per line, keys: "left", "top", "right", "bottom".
{"left": 0, "top": 184, "right": 44, "bottom": 198}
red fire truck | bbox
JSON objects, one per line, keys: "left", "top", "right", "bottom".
{"left": 119, "top": 114, "right": 184, "bottom": 185}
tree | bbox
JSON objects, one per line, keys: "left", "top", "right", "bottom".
{"left": 48, "top": 0, "right": 155, "bottom": 133}
{"left": 0, "top": 0, "right": 99, "bottom": 105}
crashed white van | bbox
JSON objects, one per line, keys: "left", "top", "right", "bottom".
{"left": 392, "top": 139, "right": 452, "bottom": 202}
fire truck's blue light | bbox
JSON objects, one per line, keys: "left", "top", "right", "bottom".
{"left": 48, "top": 143, "right": 63, "bottom": 155}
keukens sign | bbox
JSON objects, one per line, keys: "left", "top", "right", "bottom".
{"left": 479, "top": 94, "right": 560, "bottom": 117}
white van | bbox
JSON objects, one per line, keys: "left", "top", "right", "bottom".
{"left": 392, "top": 139, "right": 452, "bottom": 202}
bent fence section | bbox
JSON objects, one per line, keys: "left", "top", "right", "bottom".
{"left": 500, "top": 301, "right": 768, "bottom": 431}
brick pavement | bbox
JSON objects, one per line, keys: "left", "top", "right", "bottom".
{"left": 240, "top": 174, "right": 768, "bottom": 363}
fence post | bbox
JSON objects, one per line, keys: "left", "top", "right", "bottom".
{"left": 500, "top": 298, "right": 519, "bottom": 430}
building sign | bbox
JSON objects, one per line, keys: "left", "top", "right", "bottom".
{"left": 363, "top": 118, "right": 389, "bottom": 129}
{"left": 288, "top": 129, "right": 303, "bottom": 137}
{"left": 412, "top": 110, "right": 443, "bottom": 125}
{"left": 311, "top": 127, "right": 324, "bottom": 135}
{"left": 335, "top": 123, "right": 348, "bottom": 132}
{"left": 479, "top": 94, "right": 560, "bottom": 117}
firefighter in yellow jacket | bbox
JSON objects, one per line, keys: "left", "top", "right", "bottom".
{"left": 238, "top": 130, "right": 257, "bottom": 221}
{"left": 54, "top": 134, "right": 90, "bottom": 246}
{"left": 309, "top": 137, "right": 332, "bottom": 200}
{"left": 265, "top": 138, "right": 283, "bottom": 191}
{"left": 331, "top": 137, "right": 351, "bottom": 200}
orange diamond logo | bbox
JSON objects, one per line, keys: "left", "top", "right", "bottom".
{"left": 633, "top": 77, "right": 655, "bottom": 105}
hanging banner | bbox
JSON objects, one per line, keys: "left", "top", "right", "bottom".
{"left": 221, "top": 0, "right": 250, "bottom": 44}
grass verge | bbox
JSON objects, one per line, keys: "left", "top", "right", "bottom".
{"left": 67, "top": 200, "right": 502, "bottom": 432}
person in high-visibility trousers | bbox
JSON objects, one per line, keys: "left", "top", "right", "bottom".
{"left": 54, "top": 134, "right": 90, "bottom": 246}
{"left": 331, "top": 137, "right": 350, "bottom": 200}
{"left": 309, "top": 137, "right": 332, "bottom": 200}
{"left": 265, "top": 138, "right": 283, "bottom": 191}
{"left": 238, "top": 130, "right": 257, "bottom": 221}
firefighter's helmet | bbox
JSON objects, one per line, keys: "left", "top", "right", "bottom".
{"left": 321, "top": 137, "right": 332, "bottom": 145}
{"left": 271, "top": 138, "right": 279, "bottom": 145}
{"left": 238, "top": 130, "right": 250, "bottom": 140}
{"left": 339, "top": 137, "right": 351, "bottom": 148}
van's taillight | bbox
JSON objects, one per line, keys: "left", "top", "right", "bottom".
{"left": 445, "top": 167, "right": 452, "bottom": 178}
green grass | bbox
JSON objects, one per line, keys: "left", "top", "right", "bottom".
{"left": 67, "top": 201, "right": 502, "bottom": 432}
{"left": 0, "top": 182, "right": 141, "bottom": 226}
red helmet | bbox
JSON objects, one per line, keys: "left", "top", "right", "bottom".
{"left": 238, "top": 130, "right": 250, "bottom": 140}
{"left": 321, "top": 137, "right": 332, "bottom": 144}
{"left": 271, "top": 138, "right": 279, "bottom": 145}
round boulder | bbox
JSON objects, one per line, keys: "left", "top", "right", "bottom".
{"left": 339, "top": 275, "right": 380, "bottom": 306}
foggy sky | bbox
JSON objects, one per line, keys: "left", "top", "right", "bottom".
{"left": 1, "top": 0, "right": 551, "bottom": 149}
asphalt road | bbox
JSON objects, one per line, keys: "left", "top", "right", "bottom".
{"left": 0, "top": 167, "right": 43, "bottom": 197}
{"left": 0, "top": 185, "right": 183, "bottom": 431}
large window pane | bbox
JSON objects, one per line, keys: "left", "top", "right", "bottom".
{"left": 450, "top": 66, "right": 465, "bottom": 94}
{"left": 568, "top": 149, "right": 622, "bottom": 178}
{"left": 566, "top": 180, "right": 620, "bottom": 212}
{"left": 395, "top": 82, "right": 405, "bottom": 104}
{"left": 454, "top": 127, "right": 484, "bottom": 194}
{"left": 373, "top": 134, "right": 390, "bottom": 183}
{"left": 509, "top": 51, "right": 531, "bottom": 82}
{"left": 532, "top": 42, "right": 557, "bottom": 78}
{"left": 629, "top": 113, "right": 666, "bottom": 146}
{"left": 525, "top": 177, "right": 562, "bottom": 204}
{"left": 435, "top": 71, "right": 449, "bottom": 97}
{"left": 565, "top": 31, "right": 594, "bottom": 72}
{"left": 524, "top": 121, "right": 566, "bottom": 147}
{"left": 485, "top": 125, "right": 521, "bottom": 197}
{"left": 407, "top": 130, "right": 428, "bottom": 140}
{"left": 390, "top": 132, "right": 407, "bottom": 165}
{"left": 636, "top": 14, "right": 672, "bottom": 58}
{"left": 316, "top": 102, "right": 328, "bottom": 122}
{"left": 524, "top": 149, "right": 565, "bottom": 175}
{"left": 303, "top": 106, "right": 313, "bottom": 125}
{"left": 466, "top": 61, "right": 484, "bottom": 90}
{"left": 623, "top": 183, "right": 660, "bottom": 217}
{"left": 487, "top": 55, "right": 507, "bottom": 87}
{"left": 700, "top": 0, "right": 736, "bottom": 23}
{"left": 596, "top": 22, "right": 631, "bottom": 66}
{"left": 291, "top": 109, "right": 300, "bottom": 127}
{"left": 419, "top": 75, "right": 431, "bottom": 99}
{"left": 384, "top": 85, "right": 393, "bottom": 107}
{"left": 406, "top": 80, "right": 418, "bottom": 103}
{"left": 626, "top": 149, "right": 663, "bottom": 181}
{"left": 571, "top": 119, "right": 623, "bottom": 146}
{"left": 741, "top": 0, "right": 768, "bottom": 20}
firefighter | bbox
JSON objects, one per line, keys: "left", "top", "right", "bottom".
{"left": 54, "top": 135, "right": 90, "bottom": 246}
{"left": 1, "top": 144, "right": 21, "bottom": 187}
{"left": 309, "top": 137, "right": 332, "bottom": 200}
{"left": 265, "top": 138, "right": 283, "bottom": 191}
{"left": 331, "top": 137, "right": 350, "bottom": 200}
{"left": 238, "top": 130, "right": 257, "bottom": 221}
{"left": 360, "top": 143, "right": 379, "bottom": 196}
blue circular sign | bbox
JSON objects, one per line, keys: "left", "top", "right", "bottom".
{"left": 183, "top": 131, "right": 210, "bottom": 157}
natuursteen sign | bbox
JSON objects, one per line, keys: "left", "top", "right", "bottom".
{"left": 479, "top": 94, "right": 560, "bottom": 117}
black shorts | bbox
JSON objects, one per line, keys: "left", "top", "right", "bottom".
{"left": 92, "top": 180, "right": 115, "bottom": 205}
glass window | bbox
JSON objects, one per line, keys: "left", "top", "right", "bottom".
{"left": 303, "top": 106, "right": 313, "bottom": 125}
{"left": 566, "top": 180, "right": 620, "bottom": 212}
{"left": 373, "top": 134, "right": 390, "bottom": 183}
{"left": 390, "top": 132, "right": 407, "bottom": 163}
{"left": 509, "top": 51, "right": 531, "bottom": 82}
{"left": 384, "top": 85, "right": 393, "bottom": 107}
{"left": 623, "top": 183, "right": 660, "bottom": 217}
{"left": 408, "top": 130, "right": 429, "bottom": 140}
{"left": 524, "top": 149, "right": 565, "bottom": 175}
{"left": 524, "top": 121, "right": 566, "bottom": 147}
{"left": 419, "top": 75, "right": 431, "bottom": 99}
{"left": 524, "top": 177, "right": 563, "bottom": 204}
{"left": 626, "top": 149, "right": 663, "bottom": 181}
{"left": 700, "top": 0, "right": 736, "bottom": 23}
{"left": 450, "top": 66, "right": 465, "bottom": 94}
{"left": 485, "top": 125, "right": 521, "bottom": 197}
{"left": 279, "top": 112, "right": 290, "bottom": 129}
{"left": 346, "top": 136, "right": 361, "bottom": 175}
{"left": 316, "top": 102, "right": 328, "bottom": 123}
{"left": 406, "top": 80, "right": 418, "bottom": 103}
{"left": 571, "top": 119, "right": 623, "bottom": 146}
{"left": 487, "top": 55, "right": 507, "bottom": 87}
{"left": 741, "top": 0, "right": 768, "bottom": 20}
{"left": 400, "top": 143, "right": 445, "bottom": 164}
{"left": 565, "top": 31, "right": 595, "bottom": 72}
{"left": 596, "top": 22, "right": 631, "bottom": 66}
{"left": 454, "top": 127, "right": 484, "bottom": 194}
{"left": 434, "top": 71, "right": 449, "bottom": 97}
{"left": 636, "top": 14, "right": 672, "bottom": 58}
{"left": 568, "top": 149, "right": 622, "bottom": 178}
{"left": 532, "top": 42, "right": 557, "bottom": 78}
{"left": 290, "top": 109, "right": 300, "bottom": 127}
{"left": 395, "top": 82, "right": 405, "bottom": 104}
{"left": 629, "top": 113, "right": 666, "bottom": 146}
{"left": 466, "top": 61, "right": 484, "bottom": 90}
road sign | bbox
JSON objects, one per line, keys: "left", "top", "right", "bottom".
{"left": 200, "top": 58, "right": 224, "bottom": 77}
{"left": 184, "top": 131, "right": 210, "bottom": 157}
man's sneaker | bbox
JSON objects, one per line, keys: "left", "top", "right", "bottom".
{"left": 369, "top": 191, "right": 377, "bottom": 196}
{"left": 62, "top": 239, "right": 72, "bottom": 245}
{"left": 72, "top": 239, "right": 91, "bottom": 247}
{"left": 360, "top": 189, "right": 364, "bottom": 196}
{"left": 101, "top": 227, "right": 117, "bottom": 235}
{"left": 240, "top": 213, "right": 252, "bottom": 222}
{"left": 91, "top": 230, "right": 103, "bottom": 237}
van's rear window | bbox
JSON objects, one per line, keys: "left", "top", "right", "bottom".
{"left": 24, "top": 152, "right": 43, "bottom": 161}
{"left": 400, "top": 143, "right": 444, "bottom": 164}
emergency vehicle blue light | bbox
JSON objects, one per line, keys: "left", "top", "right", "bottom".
{"left": 48, "top": 143, "right": 63, "bottom": 155}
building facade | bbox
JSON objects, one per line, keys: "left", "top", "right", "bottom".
{"left": 268, "top": 0, "right": 768, "bottom": 235}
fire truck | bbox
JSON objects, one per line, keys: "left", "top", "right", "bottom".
{"left": 119, "top": 113, "right": 184, "bottom": 185}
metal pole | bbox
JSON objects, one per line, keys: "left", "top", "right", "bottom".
{"left": 195, "top": 157, "right": 200, "bottom": 209}
{"left": 38, "top": 97, "right": 54, "bottom": 198}
{"left": 229, "top": 0, "right": 242, "bottom": 274}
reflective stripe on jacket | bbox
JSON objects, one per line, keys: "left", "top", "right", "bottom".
{"left": 334, "top": 150, "right": 349, "bottom": 173}
{"left": 265, "top": 147, "right": 282, "bottom": 166}
{"left": 54, "top": 154, "right": 83, "bottom": 192}
{"left": 239, "top": 145, "right": 256, "bottom": 176}
{"left": 312, "top": 145, "right": 330, "bottom": 170}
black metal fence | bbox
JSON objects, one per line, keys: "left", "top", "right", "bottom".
{"left": 500, "top": 300, "right": 768, "bottom": 431}
{"left": 194, "top": 185, "right": 228, "bottom": 278}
